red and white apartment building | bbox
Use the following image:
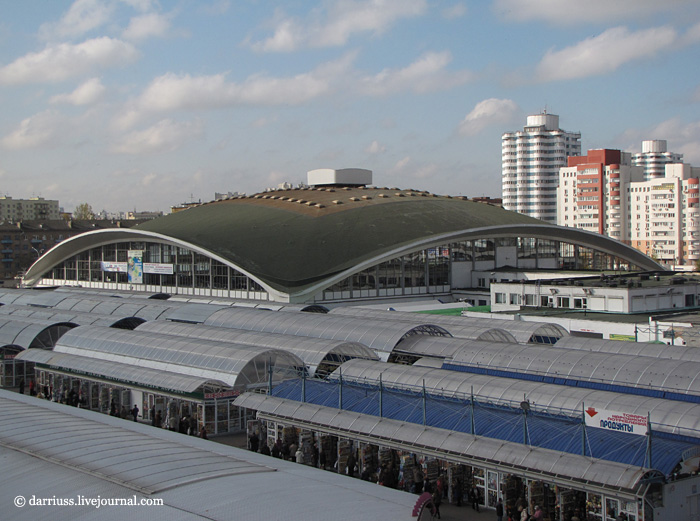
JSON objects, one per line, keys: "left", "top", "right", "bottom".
{"left": 557, "top": 144, "right": 700, "bottom": 268}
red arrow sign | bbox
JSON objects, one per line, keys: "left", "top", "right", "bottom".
{"left": 585, "top": 407, "right": 598, "bottom": 417}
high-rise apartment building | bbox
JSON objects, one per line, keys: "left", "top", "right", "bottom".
{"left": 628, "top": 163, "right": 700, "bottom": 266}
{"left": 558, "top": 149, "right": 644, "bottom": 240}
{"left": 632, "top": 139, "right": 683, "bottom": 180}
{"left": 0, "top": 196, "right": 60, "bottom": 222}
{"left": 502, "top": 112, "right": 581, "bottom": 223}
{"left": 558, "top": 146, "right": 700, "bottom": 267}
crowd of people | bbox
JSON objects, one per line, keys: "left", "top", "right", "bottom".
{"left": 18, "top": 378, "right": 211, "bottom": 439}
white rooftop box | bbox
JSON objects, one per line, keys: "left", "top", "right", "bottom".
{"left": 307, "top": 168, "right": 372, "bottom": 187}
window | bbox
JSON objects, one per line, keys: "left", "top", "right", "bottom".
{"left": 509, "top": 293, "right": 521, "bottom": 305}
{"left": 573, "top": 297, "right": 587, "bottom": 309}
{"left": 557, "top": 297, "right": 570, "bottom": 308}
{"left": 495, "top": 293, "right": 506, "bottom": 304}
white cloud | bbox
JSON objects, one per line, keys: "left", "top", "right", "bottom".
{"left": 459, "top": 98, "right": 519, "bottom": 136}
{"left": 366, "top": 140, "right": 386, "bottom": 154}
{"left": 494, "top": 0, "right": 693, "bottom": 24}
{"left": 394, "top": 156, "right": 411, "bottom": 170}
{"left": 39, "top": 0, "right": 115, "bottom": 40}
{"left": 647, "top": 118, "right": 700, "bottom": 164}
{"left": 1, "top": 110, "right": 64, "bottom": 150}
{"left": 113, "top": 55, "right": 355, "bottom": 129}
{"left": 122, "top": 12, "right": 172, "bottom": 40}
{"left": 0, "top": 37, "right": 139, "bottom": 85}
{"left": 535, "top": 26, "right": 677, "bottom": 82}
{"left": 442, "top": 3, "right": 467, "bottom": 20}
{"left": 110, "top": 118, "right": 204, "bottom": 154}
{"left": 359, "top": 51, "right": 472, "bottom": 96}
{"left": 49, "top": 77, "right": 106, "bottom": 105}
{"left": 682, "top": 21, "right": 700, "bottom": 45}
{"left": 249, "top": 0, "right": 427, "bottom": 52}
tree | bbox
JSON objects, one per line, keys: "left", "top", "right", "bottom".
{"left": 73, "top": 202, "right": 95, "bottom": 220}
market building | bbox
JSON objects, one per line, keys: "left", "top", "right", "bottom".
{"left": 2, "top": 287, "right": 700, "bottom": 520}
{"left": 21, "top": 170, "right": 662, "bottom": 304}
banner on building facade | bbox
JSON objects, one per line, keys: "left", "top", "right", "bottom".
{"left": 101, "top": 261, "right": 127, "bottom": 273}
{"left": 127, "top": 250, "right": 143, "bottom": 284}
{"left": 584, "top": 404, "right": 648, "bottom": 436}
{"left": 144, "top": 263, "right": 174, "bottom": 275}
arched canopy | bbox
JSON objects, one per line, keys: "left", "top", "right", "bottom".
{"left": 202, "top": 307, "right": 451, "bottom": 360}
{"left": 329, "top": 307, "right": 568, "bottom": 344}
{"left": 0, "top": 289, "right": 184, "bottom": 321}
{"left": 48, "top": 326, "right": 305, "bottom": 390}
{"left": 442, "top": 338, "right": 700, "bottom": 402}
{"left": 235, "top": 392, "right": 652, "bottom": 499}
{"left": 0, "top": 317, "right": 77, "bottom": 350}
{"left": 0, "top": 305, "right": 144, "bottom": 329}
{"left": 16, "top": 349, "right": 229, "bottom": 395}
{"left": 331, "top": 359, "right": 700, "bottom": 437}
{"left": 554, "top": 336, "right": 700, "bottom": 363}
{"left": 136, "top": 321, "right": 378, "bottom": 377}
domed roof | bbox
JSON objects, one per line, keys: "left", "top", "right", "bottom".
{"left": 135, "top": 187, "right": 539, "bottom": 292}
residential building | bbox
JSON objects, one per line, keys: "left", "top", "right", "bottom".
{"left": 628, "top": 163, "right": 700, "bottom": 266}
{"left": 632, "top": 140, "right": 683, "bottom": 180}
{"left": 0, "top": 196, "right": 60, "bottom": 221}
{"left": 126, "top": 210, "right": 163, "bottom": 220}
{"left": 557, "top": 149, "right": 644, "bottom": 240}
{"left": 558, "top": 145, "right": 700, "bottom": 267}
{"left": 502, "top": 112, "right": 581, "bottom": 223}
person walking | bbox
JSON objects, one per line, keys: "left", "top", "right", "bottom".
{"left": 470, "top": 484, "right": 480, "bottom": 512}
{"left": 496, "top": 498, "right": 504, "bottom": 521}
{"left": 431, "top": 489, "right": 442, "bottom": 519}
{"left": 131, "top": 404, "right": 139, "bottom": 422}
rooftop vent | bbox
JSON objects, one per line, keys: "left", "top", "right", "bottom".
{"left": 307, "top": 168, "right": 372, "bottom": 188}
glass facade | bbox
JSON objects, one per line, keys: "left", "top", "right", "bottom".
{"left": 38, "top": 237, "right": 641, "bottom": 303}
{"left": 43, "top": 241, "right": 268, "bottom": 300}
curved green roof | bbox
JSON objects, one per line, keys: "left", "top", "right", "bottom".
{"left": 23, "top": 186, "right": 663, "bottom": 298}
{"left": 136, "top": 188, "right": 540, "bottom": 291}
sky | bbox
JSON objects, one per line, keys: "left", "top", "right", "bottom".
{"left": 1, "top": 1, "right": 700, "bottom": 214}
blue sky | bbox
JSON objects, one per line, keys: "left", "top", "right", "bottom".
{"left": 1, "top": 0, "right": 699, "bottom": 214}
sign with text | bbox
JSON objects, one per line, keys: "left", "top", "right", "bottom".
{"left": 101, "top": 261, "right": 127, "bottom": 273}
{"left": 584, "top": 405, "right": 648, "bottom": 436}
{"left": 144, "top": 263, "right": 174, "bottom": 275}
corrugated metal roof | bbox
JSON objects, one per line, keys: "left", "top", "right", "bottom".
{"left": 400, "top": 335, "right": 700, "bottom": 404}
{"left": 1, "top": 394, "right": 272, "bottom": 495}
{"left": 0, "top": 317, "right": 76, "bottom": 349}
{"left": 234, "top": 392, "right": 651, "bottom": 499}
{"left": 329, "top": 307, "right": 568, "bottom": 344}
{"left": 0, "top": 390, "right": 418, "bottom": 521}
{"left": 0, "top": 304, "right": 144, "bottom": 328}
{"left": 162, "top": 303, "right": 230, "bottom": 323}
{"left": 16, "top": 349, "right": 227, "bottom": 394}
{"left": 331, "top": 359, "right": 700, "bottom": 438}
{"left": 554, "top": 335, "right": 700, "bottom": 362}
{"left": 51, "top": 326, "right": 304, "bottom": 389}
{"left": 136, "top": 321, "right": 378, "bottom": 376}
{"left": 203, "top": 306, "right": 451, "bottom": 358}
